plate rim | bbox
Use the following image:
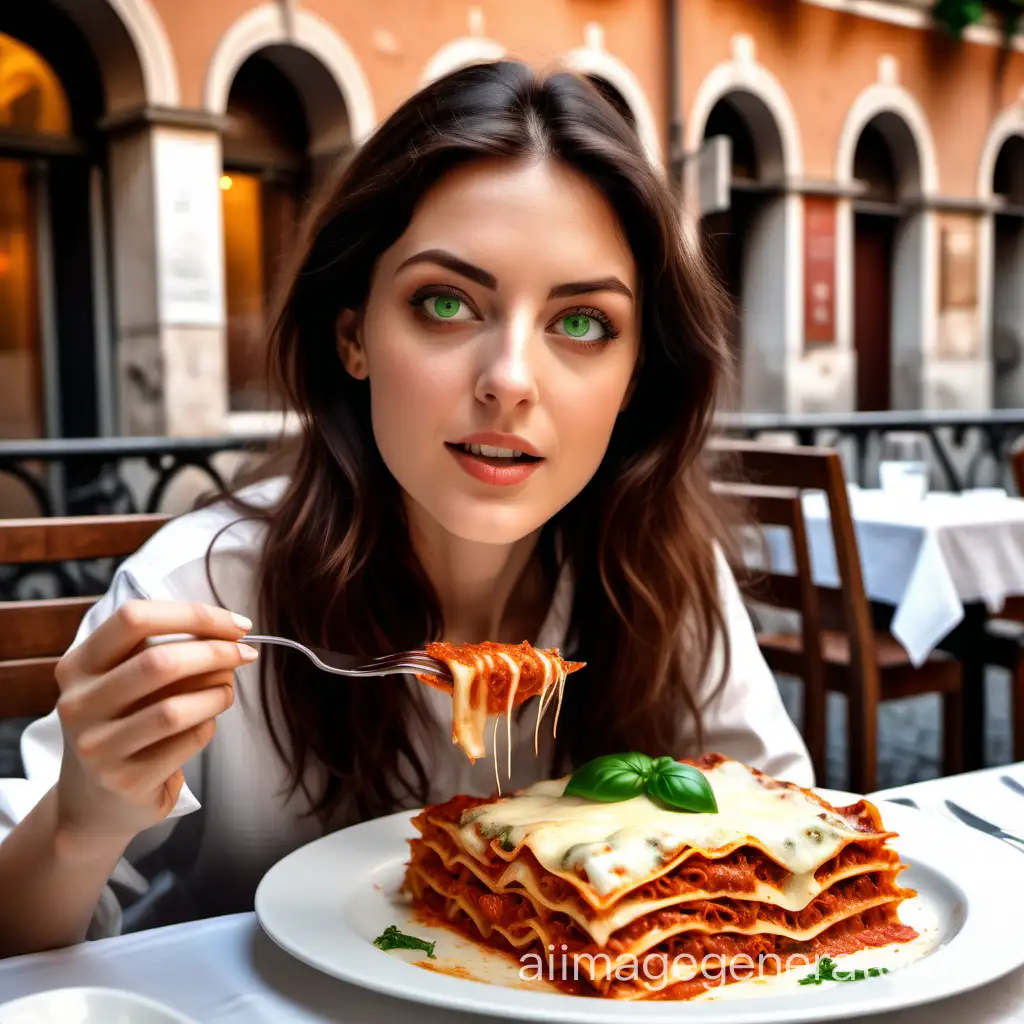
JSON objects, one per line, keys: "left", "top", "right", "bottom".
{"left": 0, "top": 985, "right": 201, "bottom": 1023}
{"left": 254, "top": 800, "right": 1024, "bottom": 1024}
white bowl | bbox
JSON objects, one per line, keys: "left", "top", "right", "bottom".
{"left": 0, "top": 986, "right": 199, "bottom": 1023}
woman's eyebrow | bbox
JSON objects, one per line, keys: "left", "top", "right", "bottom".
{"left": 396, "top": 249, "right": 497, "bottom": 289}
{"left": 395, "top": 248, "right": 634, "bottom": 301}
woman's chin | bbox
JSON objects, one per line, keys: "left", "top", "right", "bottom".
{"left": 432, "top": 503, "right": 549, "bottom": 546}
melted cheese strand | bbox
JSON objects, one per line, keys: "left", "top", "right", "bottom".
{"left": 496, "top": 651, "right": 521, "bottom": 781}
{"left": 551, "top": 661, "right": 567, "bottom": 739}
{"left": 491, "top": 714, "right": 501, "bottom": 796}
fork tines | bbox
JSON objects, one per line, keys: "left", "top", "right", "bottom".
{"left": 367, "top": 651, "right": 450, "bottom": 677}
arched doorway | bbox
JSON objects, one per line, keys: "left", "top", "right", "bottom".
{"left": 219, "top": 47, "right": 351, "bottom": 418}
{"left": 990, "top": 134, "right": 1024, "bottom": 407}
{"left": 851, "top": 122, "right": 897, "bottom": 411}
{"left": 849, "top": 113, "right": 924, "bottom": 411}
{"left": 0, "top": 7, "right": 105, "bottom": 442}
{"left": 698, "top": 91, "right": 788, "bottom": 410}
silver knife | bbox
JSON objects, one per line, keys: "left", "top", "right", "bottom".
{"left": 1000, "top": 774, "right": 1024, "bottom": 799}
{"left": 943, "top": 800, "right": 1024, "bottom": 852}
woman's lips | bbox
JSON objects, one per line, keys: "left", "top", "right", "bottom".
{"left": 446, "top": 443, "right": 543, "bottom": 487}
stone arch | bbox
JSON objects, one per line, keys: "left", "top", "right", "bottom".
{"left": 687, "top": 44, "right": 803, "bottom": 179}
{"left": 420, "top": 35, "right": 505, "bottom": 86}
{"left": 836, "top": 81, "right": 938, "bottom": 196}
{"left": 563, "top": 31, "right": 661, "bottom": 167}
{"left": 204, "top": 3, "right": 375, "bottom": 144}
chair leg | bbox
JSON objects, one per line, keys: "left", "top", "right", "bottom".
{"left": 1014, "top": 651, "right": 1024, "bottom": 764}
{"left": 942, "top": 689, "right": 964, "bottom": 777}
{"left": 846, "top": 689, "right": 877, "bottom": 795}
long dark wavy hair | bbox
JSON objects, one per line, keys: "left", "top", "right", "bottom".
{"left": 214, "top": 60, "right": 737, "bottom": 828}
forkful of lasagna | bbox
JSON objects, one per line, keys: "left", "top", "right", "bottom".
{"left": 414, "top": 641, "right": 585, "bottom": 786}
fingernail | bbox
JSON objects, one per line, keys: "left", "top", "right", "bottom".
{"left": 238, "top": 643, "right": 259, "bottom": 662}
{"left": 231, "top": 613, "right": 253, "bottom": 632}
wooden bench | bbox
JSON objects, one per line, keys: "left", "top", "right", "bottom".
{"left": 0, "top": 515, "right": 170, "bottom": 718}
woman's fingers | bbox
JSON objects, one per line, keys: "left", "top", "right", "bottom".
{"left": 75, "top": 670, "right": 235, "bottom": 765}
{"left": 118, "top": 720, "right": 220, "bottom": 803}
{"left": 59, "top": 600, "right": 252, "bottom": 681}
{"left": 59, "top": 639, "right": 256, "bottom": 727}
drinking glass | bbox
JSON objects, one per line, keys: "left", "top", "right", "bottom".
{"left": 879, "top": 433, "right": 929, "bottom": 501}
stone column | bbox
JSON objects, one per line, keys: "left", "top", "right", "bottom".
{"left": 106, "top": 119, "right": 228, "bottom": 436}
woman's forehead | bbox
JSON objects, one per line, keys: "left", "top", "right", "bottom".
{"left": 382, "top": 159, "right": 636, "bottom": 290}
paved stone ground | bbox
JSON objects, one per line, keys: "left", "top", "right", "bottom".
{"left": 775, "top": 666, "right": 1015, "bottom": 790}
{"left": 0, "top": 668, "right": 1014, "bottom": 789}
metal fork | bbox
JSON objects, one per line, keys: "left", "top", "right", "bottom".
{"left": 943, "top": 799, "right": 1024, "bottom": 853}
{"left": 242, "top": 635, "right": 453, "bottom": 682}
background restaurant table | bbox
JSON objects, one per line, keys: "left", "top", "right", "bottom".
{"left": 761, "top": 487, "right": 1024, "bottom": 769}
{"left": 1, "top": 765, "right": 1022, "bottom": 1024}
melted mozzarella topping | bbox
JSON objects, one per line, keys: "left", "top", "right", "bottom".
{"left": 459, "top": 760, "right": 878, "bottom": 899}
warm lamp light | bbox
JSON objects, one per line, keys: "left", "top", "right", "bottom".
{"left": 220, "top": 175, "right": 233, "bottom": 191}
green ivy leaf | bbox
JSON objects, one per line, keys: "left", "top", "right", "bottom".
{"left": 646, "top": 759, "right": 718, "bottom": 814}
{"left": 563, "top": 752, "right": 653, "bottom": 801}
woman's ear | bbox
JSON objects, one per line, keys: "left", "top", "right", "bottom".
{"left": 336, "top": 308, "right": 368, "bottom": 380}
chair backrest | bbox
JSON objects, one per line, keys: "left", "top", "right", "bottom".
{"left": 714, "top": 480, "right": 828, "bottom": 774}
{"left": 708, "top": 438, "right": 882, "bottom": 717}
{"left": 0, "top": 514, "right": 170, "bottom": 717}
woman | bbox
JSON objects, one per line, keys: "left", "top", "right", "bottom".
{"left": 0, "top": 61, "right": 810, "bottom": 957}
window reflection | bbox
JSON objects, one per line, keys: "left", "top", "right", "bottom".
{"left": 0, "top": 158, "right": 43, "bottom": 438}
{"left": 0, "top": 32, "right": 70, "bottom": 136}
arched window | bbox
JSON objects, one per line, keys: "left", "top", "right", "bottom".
{"left": 220, "top": 53, "right": 311, "bottom": 413}
{"left": 0, "top": 32, "right": 72, "bottom": 442}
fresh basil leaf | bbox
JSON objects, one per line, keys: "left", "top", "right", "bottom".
{"left": 645, "top": 760, "right": 718, "bottom": 813}
{"left": 372, "top": 924, "right": 437, "bottom": 958}
{"left": 563, "top": 753, "right": 651, "bottom": 802}
{"left": 618, "top": 752, "right": 655, "bottom": 778}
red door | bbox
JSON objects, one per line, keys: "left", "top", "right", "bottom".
{"left": 853, "top": 213, "right": 895, "bottom": 411}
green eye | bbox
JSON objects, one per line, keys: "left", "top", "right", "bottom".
{"left": 564, "top": 314, "right": 590, "bottom": 337}
{"left": 557, "top": 312, "right": 609, "bottom": 343}
{"left": 432, "top": 296, "right": 461, "bottom": 319}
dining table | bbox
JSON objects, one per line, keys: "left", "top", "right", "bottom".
{"left": 1, "top": 763, "right": 1022, "bottom": 1024}
{"left": 760, "top": 485, "right": 1024, "bottom": 770}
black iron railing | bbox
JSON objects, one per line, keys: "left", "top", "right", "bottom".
{"left": 0, "top": 434, "right": 276, "bottom": 601}
{"left": 717, "top": 409, "right": 1024, "bottom": 493}
{"left": 1, "top": 412, "right": 1022, "bottom": 600}
{"left": 0, "top": 435, "right": 275, "bottom": 518}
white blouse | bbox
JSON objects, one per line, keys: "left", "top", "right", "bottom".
{"left": 0, "top": 478, "right": 812, "bottom": 939}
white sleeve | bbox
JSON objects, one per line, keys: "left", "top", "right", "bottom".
{"left": 0, "top": 567, "right": 203, "bottom": 939}
{"left": 685, "top": 546, "right": 815, "bottom": 788}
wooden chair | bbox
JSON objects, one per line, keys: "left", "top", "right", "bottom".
{"left": 714, "top": 481, "right": 829, "bottom": 782}
{"left": 0, "top": 515, "right": 170, "bottom": 718}
{"left": 979, "top": 445, "right": 1024, "bottom": 761}
{"left": 709, "top": 439, "right": 964, "bottom": 793}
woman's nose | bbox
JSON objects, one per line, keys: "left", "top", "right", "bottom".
{"left": 473, "top": 312, "right": 539, "bottom": 410}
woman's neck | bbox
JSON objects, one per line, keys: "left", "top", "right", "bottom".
{"left": 407, "top": 505, "right": 548, "bottom": 645}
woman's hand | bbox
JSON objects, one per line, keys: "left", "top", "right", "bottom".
{"left": 52, "top": 600, "right": 258, "bottom": 850}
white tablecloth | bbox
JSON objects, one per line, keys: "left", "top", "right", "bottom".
{"left": 1, "top": 766, "right": 1022, "bottom": 1023}
{"left": 763, "top": 488, "right": 1024, "bottom": 665}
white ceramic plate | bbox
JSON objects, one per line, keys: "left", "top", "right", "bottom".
{"left": 0, "top": 986, "right": 199, "bottom": 1023}
{"left": 254, "top": 796, "right": 1024, "bottom": 1024}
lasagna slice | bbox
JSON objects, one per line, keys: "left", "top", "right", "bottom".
{"left": 403, "top": 754, "right": 918, "bottom": 1000}
{"left": 415, "top": 641, "right": 584, "bottom": 776}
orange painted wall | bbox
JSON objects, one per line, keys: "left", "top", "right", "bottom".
{"left": 148, "top": 0, "right": 1024, "bottom": 198}
{"left": 682, "top": 0, "right": 1024, "bottom": 196}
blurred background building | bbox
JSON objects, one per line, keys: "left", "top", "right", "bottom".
{"left": 1, "top": 0, "right": 1023, "bottom": 448}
